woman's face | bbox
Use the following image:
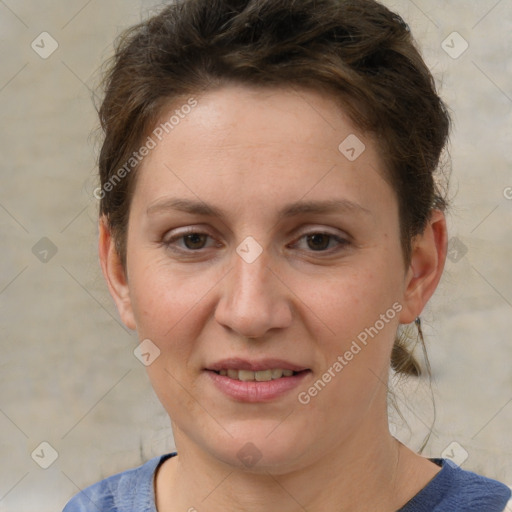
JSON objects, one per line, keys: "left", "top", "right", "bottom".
{"left": 108, "top": 84, "right": 423, "bottom": 472}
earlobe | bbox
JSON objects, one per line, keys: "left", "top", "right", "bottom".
{"left": 399, "top": 209, "right": 448, "bottom": 324}
{"left": 98, "top": 217, "right": 137, "bottom": 330}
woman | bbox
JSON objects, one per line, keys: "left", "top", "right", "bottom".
{"left": 64, "top": 0, "right": 512, "bottom": 510}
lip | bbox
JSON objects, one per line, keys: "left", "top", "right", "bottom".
{"left": 205, "top": 357, "right": 309, "bottom": 372}
{"left": 204, "top": 368, "right": 311, "bottom": 403}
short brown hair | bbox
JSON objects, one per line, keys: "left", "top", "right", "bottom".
{"left": 96, "top": 0, "right": 451, "bottom": 377}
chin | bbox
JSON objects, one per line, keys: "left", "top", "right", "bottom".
{"left": 203, "top": 424, "right": 311, "bottom": 474}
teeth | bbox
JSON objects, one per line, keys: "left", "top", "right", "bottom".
{"left": 238, "top": 370, "right": 255, "bottom": 381}
{"left": 216, "top": 368, "right": 299, "bottom": 381}
{"left": 255, "top": 369, "right": 272, "bottom": 381}
{"left": 271, "top": 368, "right": 283, "bottom": 379}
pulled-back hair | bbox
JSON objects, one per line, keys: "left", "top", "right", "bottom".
{"left": 96, "top": 0, "right": 451, "bottom": 377}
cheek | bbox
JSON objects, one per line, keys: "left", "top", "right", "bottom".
{"left": 127, "top": 252, "right": 239, "bottom": 393}
{"left": 293, "top": 255, "right": 403, "bottom": 405}
{"left": 127, "top": 255, "right": 207, "bottom": 361}
{"left": 293, "top": 269, "right": 401, "bottom": 418}
{"left": 129, "top": 260, "right": 213, "bottom": 416}
{"left": 129, "top": 251, "right": 203, "bottom": 330}
{"left": 296, "top": 261, "right": 401, "bottom": 342}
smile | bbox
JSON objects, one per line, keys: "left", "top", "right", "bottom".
{"left": 212, "top": 368, "right": 299, "bottom": 381}
{"left": 205, "top": 369, "right": 311, "bottom": 402}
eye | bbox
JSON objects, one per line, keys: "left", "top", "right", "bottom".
{"left": 292, "top": 231, "right": 350, "bottom": 253}
{"left": 163, "top": 229, "right": 350, "bottom": 255}
{"left": 163, "top": 230, "right": 218, "bottom": 252}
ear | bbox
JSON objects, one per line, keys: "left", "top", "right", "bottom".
{"left": 98, "top": 216, "right": 136, "bottom": 330}
{"left": 399, "top": 209, "right": 448, "bottom": 324}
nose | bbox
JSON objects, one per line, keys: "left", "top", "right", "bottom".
{"left": 214, "top": 246, "right": 293, "bottom": 339}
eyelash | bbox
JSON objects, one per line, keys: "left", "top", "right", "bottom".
{"left": 163, "top": 229, "right": 351, "bottom": 256}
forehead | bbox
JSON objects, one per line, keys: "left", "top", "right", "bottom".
{"left": 151, "top": 85, "right": 360, "bottom": 158}
{"left": 132, "top": 84, "right": 394, "bottom": 220}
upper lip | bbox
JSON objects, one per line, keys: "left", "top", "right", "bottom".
{"left": 206, "top": 358, "right": 309, "bottom": 372}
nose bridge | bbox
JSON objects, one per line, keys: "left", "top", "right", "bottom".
{"left": 215, "top": 241, "right": 291, "bottom": 338}
{"left": 233, "top": 246, "right": 270, "bottom": 303}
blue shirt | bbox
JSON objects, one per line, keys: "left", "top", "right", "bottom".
{"left": 63, "top": 453, "right": 511, "bottom": 511}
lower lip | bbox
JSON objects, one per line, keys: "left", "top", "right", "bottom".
{"left": 205, "top": 370, "right": 311, "bottom": 402}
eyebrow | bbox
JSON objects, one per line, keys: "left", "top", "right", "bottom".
{"left": 146, "top": 197, "right": 372, "bottom": 220}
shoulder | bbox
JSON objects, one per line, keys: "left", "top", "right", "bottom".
{"left": 416, "top": 458, "right": 512, "bottom": 511}
{"left": 62, "top": 453, "right": 177, "bottom": 512}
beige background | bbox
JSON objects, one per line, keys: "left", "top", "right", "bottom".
{"left": 0, "top": 1, "right": 511, "bottom": 510}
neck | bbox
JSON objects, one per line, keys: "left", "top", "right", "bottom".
{"left": 155, "top": 413, "right": 430, "bottom": 512}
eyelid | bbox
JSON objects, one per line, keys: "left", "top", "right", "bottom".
{"left": 164, "top": 225, "right": 348, "bottom": 242}
{"left": 163, "top": 227, "right": 219, "bottom": 248}
{"left": 291, "top": 224, "right": 352, "bottom": 243}
{"left": 289, "top": 230, "right": 351, "bottom": 252}
{"left": 163, "top": 226, "right": 351, "bottom": 255}
{"left": 293, "top": 225, "right": 350, "bottom": 239}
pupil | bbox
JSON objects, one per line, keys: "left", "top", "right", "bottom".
{"left": 185, "top": 234, "right": 205, "bottom": 249}
{"left": 307, "top": 234, "right": 329, "bottom": 251}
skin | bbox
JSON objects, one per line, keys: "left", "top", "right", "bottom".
{"left": 99, "top": 84, "right": 448, "bottom": 511}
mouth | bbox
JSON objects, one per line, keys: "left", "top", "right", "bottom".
{"left": 209, "top": 368, "right": 308, "bottom": 381}
{"left": 204, "top": 358, "right": 311, "bottom": 402}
